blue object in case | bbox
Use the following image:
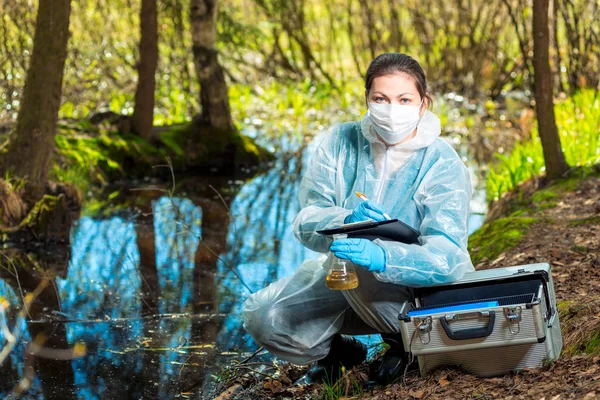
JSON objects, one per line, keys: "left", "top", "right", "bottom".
{"left": 407, "top": 301, "right": 499, "bottom": 317}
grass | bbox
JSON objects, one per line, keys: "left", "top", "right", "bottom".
{"left": 584, "top": 329, "right": 600, "bottom": 356}
{"left": 487, "top": 89, "right": 600, "bottom": 202}
{"left": 568, "top": 216, "right": 600, "bottom": 226}
{"left": 468, "top": 216, "right": 537, "bottom": 265}
{"left": 557, "top": 298, "right": 600, "bottom": 357}
{"left": 318, "top": 369, "right": 364, "bottom": 400}
{"left": 563, "top": 321, "right": 600, "bottom": 357}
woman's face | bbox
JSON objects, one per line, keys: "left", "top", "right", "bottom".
{"left": 366, "top": 73, "right": 426, "bottom": 113}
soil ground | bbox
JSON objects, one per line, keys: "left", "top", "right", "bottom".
{"left": 213, "top": 173, "right": 600, "bottom": 400}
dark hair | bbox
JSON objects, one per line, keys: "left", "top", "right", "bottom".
{"left": 365, "top": 52, "right": 433, "bottom": 106}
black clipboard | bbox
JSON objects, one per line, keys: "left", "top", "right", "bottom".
{"left": 317, "top": 218, "right": 420, "bottom": 244}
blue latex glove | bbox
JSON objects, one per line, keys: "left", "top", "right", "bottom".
{"left": 330, "top": 238, "right": 386, "bottom": 273}
{"left": 344, "top": 201, "right": 387, "bottom": 224}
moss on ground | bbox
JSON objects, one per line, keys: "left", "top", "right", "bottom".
{"left": 557, "top": 300, "right": 574, "bottom": 313}
{"left": 585, "top": 329, "right": 600, "bottom": 355}
{"left": 471, "top": 165, "right": 600, "bottom": 266}
{"left": 138, "top": 122, "right": 274, "bottom": 175}
{"left": 53, "top": 119, "right": 274, "bottom": 185}
{"left": 563, "top": 326, "right": 600, "bottom": 357}
{"left": 486, "top": 165, "right": 600, "bottom": 223}
{"left": 468, "top": 216, "right": 537, "bottom": 265}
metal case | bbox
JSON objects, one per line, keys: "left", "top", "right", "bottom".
{"left": 398, "top": 263, "right": 562, "bottom": 377}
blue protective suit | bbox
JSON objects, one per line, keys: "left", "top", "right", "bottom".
{"left": 293, "top": 110, "right": 474, "bottom": 287}
{"left": 243, "top": 110, "right": 474, "bottom": 364}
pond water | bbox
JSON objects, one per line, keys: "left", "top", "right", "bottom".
{"left": 0, "top": 127, "right": 488, "bottom": 399}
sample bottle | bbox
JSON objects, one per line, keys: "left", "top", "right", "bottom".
{"left": 326, "top": 254, "right": 359, "bottom": 290}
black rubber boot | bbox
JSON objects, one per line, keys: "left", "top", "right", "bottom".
{"left": 368, "top": 333, "right": 414, "bottom": 385}
{"left": 306, "top": 334, "right": 367, "bottom": 384}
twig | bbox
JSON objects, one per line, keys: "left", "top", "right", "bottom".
{"left": 6, "top": 330, "right": 86, "bottom": 399}
{"left": 0, "top": 250, "right": 31, "bottom": 319}
{"left": 0, "top": 280, "right": 49, "bottom": 365}
{"left": 208, "top": 184, "right": 239, "bottom": 240}
{"left": 239, "top": 346, "right": 264, "bottom": 365}
{"left": 230, "top": 365, "right": 274, "bottom": 379}
{"left": 178, "top": 353, "right": 195, "bottom": 397}
{"left": 130, "top": 158, "right": 255, "bottom": 294}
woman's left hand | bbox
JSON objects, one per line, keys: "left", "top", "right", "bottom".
{"left": 330, "top": 238, "right": 386, "bottom": 273}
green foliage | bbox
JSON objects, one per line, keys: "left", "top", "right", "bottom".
{"left": 228, "top": 79, "right": 364, "bottom": 146}
{"left": 556, "top": 90, "right": 600, "bottom": 166}
{"left": 487, "top": 90, "right": 600, "bottom": 201}
{"left": 158, "top": 126, "right": 187, "bottom": 156}
{"left": 0, "top": 0, "right": 563, "bottom": 124}
{"left": 53, "top": 125, "right": 125, "bottom": 182}
{"left": 2, "top": 171, "right": 26, "bottom": 193}
{"left": 50, "top": 122, "right": 161, "bottom": 199}
{"left": 81, "top": 193, "right": 131, "bottom": 217}
{"left": 468, "top": 216, "right": 537, "bottom": 265}
{"left": 318, "top": 369, "right": 364, "bottom": 400}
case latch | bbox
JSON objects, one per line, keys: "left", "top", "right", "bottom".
{"left": 503, "top": 306, "right": 522, "bottom": 334}
{"left": 415, "top": 316, "right": 432, "bottom": 344}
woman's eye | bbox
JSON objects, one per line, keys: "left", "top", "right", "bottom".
{"left": 375, "top": 97, "right": 386, "bottom": 102}
{"left": 400, "top": 98, "right": 411, "bottom": 104}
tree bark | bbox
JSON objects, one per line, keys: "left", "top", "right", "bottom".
{"left": 533, "top": 0, "right": 569, "bottom": 180}
{"left": 190, "top": 0, "right": 235, "bottom": 133}
{"left": 132, "top": 0, "right": 159, "bottom": 139}
{"left": 0, "top": 0, "right": 72, "bottom": 205}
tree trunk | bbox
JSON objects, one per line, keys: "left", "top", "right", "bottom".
{"left": 132, "top": 0, "right": 158, "bottom": 139}
{"left": 190, "top": 0, "right": 235, "bottom": 133}
{"left": 27, "top": 282, "right": 77, "bottom": 400}
{"left": 0, "top": 0, "right": 72, "bottom": 205}
{"left": 180, "top": 198, "right": 229, "bottom": 392}
{"left": 135, "top": 209, "right": 161, "bottom": 399}
{"left": 533, "top": 0, "right": 569, "bottom": 180}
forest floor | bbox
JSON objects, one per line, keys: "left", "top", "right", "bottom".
{"left": 212, "top": 169, "right": 600, "bottom": 400}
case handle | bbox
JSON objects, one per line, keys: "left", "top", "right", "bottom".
{"left": 439, "top": 311, "right": 496, "bottom": 340}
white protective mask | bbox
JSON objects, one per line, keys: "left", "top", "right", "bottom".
{"left": 368, "top": 101, "right": 423, "bottom": 144}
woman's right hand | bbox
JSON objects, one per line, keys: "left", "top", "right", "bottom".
{"left": 345, "top": 201, "right": 388, "bottom": 224}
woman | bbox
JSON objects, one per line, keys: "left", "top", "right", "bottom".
{"left": 243, "top": 53, "right": 474, "bottom": 384}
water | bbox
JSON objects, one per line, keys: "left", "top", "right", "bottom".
{"left": 0, "top": 131, "right": 489, "bottom": 399}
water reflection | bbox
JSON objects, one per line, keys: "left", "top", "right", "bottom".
{"left": 0, "top": 133, "right": 487, "bottom": 399}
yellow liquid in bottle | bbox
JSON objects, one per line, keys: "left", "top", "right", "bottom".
{"left": 326, "top": 271, "right": 359, "bottom": 290}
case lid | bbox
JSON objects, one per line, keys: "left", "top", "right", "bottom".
{"left": 455, "top": 263, "right": 551, "bottom": 285}
{"left": 413, "top": 263, "right": 554, "bottom": 320}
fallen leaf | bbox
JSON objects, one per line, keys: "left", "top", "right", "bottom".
{"left": 264, "top": 379, "right": 284, "bottom": 393}
{"left": 551, "top": 249, "right": 561, "bottom": 258}
{"left": 279, "top": 373, "right": 292, "bottom": 385}
{"left": 409, "top": 389, "right": 425, "bottom": 399}
{"left": 214, "top": 384, "right": 242, "bottom": 400}
{"left": 439, "top": 376, "right": 451, "bottom": 386}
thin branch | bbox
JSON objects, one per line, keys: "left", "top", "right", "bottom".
{"left": 0, "top": 279, "right": 49, "bottom": 365}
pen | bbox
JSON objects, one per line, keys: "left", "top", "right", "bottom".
{"left": 355, "top": 191, "right": 392, "bottom": 220}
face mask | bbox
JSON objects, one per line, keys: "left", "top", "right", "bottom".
{"left": 367, "top": 101, "right": 423, "bottom": 144}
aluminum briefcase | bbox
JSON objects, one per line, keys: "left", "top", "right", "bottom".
{"left": 398, "top": 263, "right": 562, "bottom": 377}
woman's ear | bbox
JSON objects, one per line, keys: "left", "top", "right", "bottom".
{"left": 364, "top": 90, "right": 369, "bottom": 109}
{"left": 420, "top": 94, "right": 429, "bottom": 115}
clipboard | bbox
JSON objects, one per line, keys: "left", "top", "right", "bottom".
{"left": 317, "top": 218, "right": 420, "bottom": 243}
